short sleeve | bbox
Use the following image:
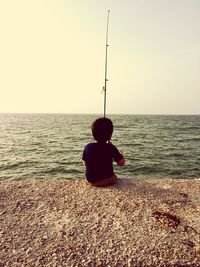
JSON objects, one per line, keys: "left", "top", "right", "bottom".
{"left": 82, "top": 145, "right": 88, "bottom": 161}
{"left": 82, "top": 143, "right": 93, "bottom": 162}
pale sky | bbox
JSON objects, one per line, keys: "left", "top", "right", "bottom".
{"left": 0, "top": 0, "right": 200, "bottom": 114}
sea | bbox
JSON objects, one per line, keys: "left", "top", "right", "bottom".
{"left": 0, "top": 113, "right": 200, "bottom": 181}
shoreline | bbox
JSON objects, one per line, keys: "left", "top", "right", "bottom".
{"left": 0, "top": 178, "right": 200, "bottom": 266}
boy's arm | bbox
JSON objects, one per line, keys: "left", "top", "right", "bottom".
{"left": 112, "top": 145, "right": 125, "bottom": 166}
{"left": 117, "top": 151, "right": 125, "bottom": 166}
{"left": 82, "top": 146, "right": 87, "bottom": 166}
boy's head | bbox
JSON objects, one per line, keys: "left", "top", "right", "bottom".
{"left": 92, "top": 117, "right": 113, "bottom": 143}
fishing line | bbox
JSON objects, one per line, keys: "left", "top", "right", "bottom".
{"left": 103, "top": 10, "right": 110, "bottom": 118}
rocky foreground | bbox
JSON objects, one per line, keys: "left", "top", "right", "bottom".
{"left": 0, "top": 178, "right": 200, "bottom": 266}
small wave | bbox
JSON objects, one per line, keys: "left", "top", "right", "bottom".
{"left": 65, "top": 168, "right": 83, "bottom": 174}
{"left": 25, "top": 147, "right": 39, "bottom": 152}
{"left": 42, "top": 167, "right": 82, "bottom": 175}
{"left": 168, "top": 152, "right": 184, "bottom": 157}
{"left": 30, "top": 142, "right": 42, "bottom": 146}
{"left": 47, "top": 150, "right": 66, "bottom": 155}
{"left": 180, "top": 126, "right": 200, "bottom": 130}
{"left": 177, "top": 137, "right": 200, "bottom": 142}
{"left": 131, "top": 165, "right": 163, "bottom": 175}
{"left": 0, "top": 162, "right": 24, "bottom": 171}
{"left": 123, "top": 143, "right": 143, "bottom": 147}
{"left": 48, "top": 167, "right": 68, "bottom": 174}
{"left": 0, "top": 160, "right": 40, "bottom": 171}
{"left": 48, "top": 140, "right": 58, "bottom": 144}
{"left": 17, "top": 130, "right": 32, "bottom": 135}
{"left": 169, "top": 169, "right": 184, "bottom": 176}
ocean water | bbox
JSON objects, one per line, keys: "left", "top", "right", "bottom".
{"left": 0, "top": 113, "right": 200, "bottom": 180}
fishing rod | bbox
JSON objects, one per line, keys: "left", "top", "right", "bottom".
{"left": 103, "top": 10, "right": 110, "bottom": 118}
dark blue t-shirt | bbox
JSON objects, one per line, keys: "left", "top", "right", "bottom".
{"left": 82, "top": 142, "right": 123, "bottom": 183}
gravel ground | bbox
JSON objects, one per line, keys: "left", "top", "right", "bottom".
{"left": 0, "top": 178, "right": 200, "bottom": 267}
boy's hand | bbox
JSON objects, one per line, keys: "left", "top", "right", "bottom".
{"left": 117, "top": 150, "right": 125, "bottom": 166}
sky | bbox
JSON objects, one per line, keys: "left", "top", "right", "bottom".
{"left": 0, "top": 0, "right": 200, "bottom": 115}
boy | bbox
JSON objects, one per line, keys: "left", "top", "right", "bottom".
{"left": 82, "top": 117, "right": 125, "bottom": 187}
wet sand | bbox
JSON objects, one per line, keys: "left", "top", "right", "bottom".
{"left": 0, "top": 178, "right": 200, "bottom": 266}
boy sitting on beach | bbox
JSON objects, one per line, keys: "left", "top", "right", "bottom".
{"left": 82, "top": 117, "right": 125, "bottom": 187}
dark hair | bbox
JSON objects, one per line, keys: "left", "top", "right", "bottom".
{"left": 92, "top": 117, "right": 113, "bottom": 142}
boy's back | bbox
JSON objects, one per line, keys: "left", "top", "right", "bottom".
{"left": 83, "top": 142, "right": 123, "bottom": 184}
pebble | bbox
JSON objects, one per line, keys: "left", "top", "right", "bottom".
{"left": 95, "top": 259, "right": 102, "bottom": 266}
{"left": 0, "top": 210, "right": 6, "bottom": 216}
{"left": 195, "top": 245, "right": 200, "bottom": 253}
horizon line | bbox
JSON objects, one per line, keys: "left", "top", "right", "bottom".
{"left": 0, "top": 112, "right": 200, "bottom": 116}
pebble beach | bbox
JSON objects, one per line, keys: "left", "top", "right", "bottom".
{"left": 0, "top": 178, "right": 200, "bottom": 266}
